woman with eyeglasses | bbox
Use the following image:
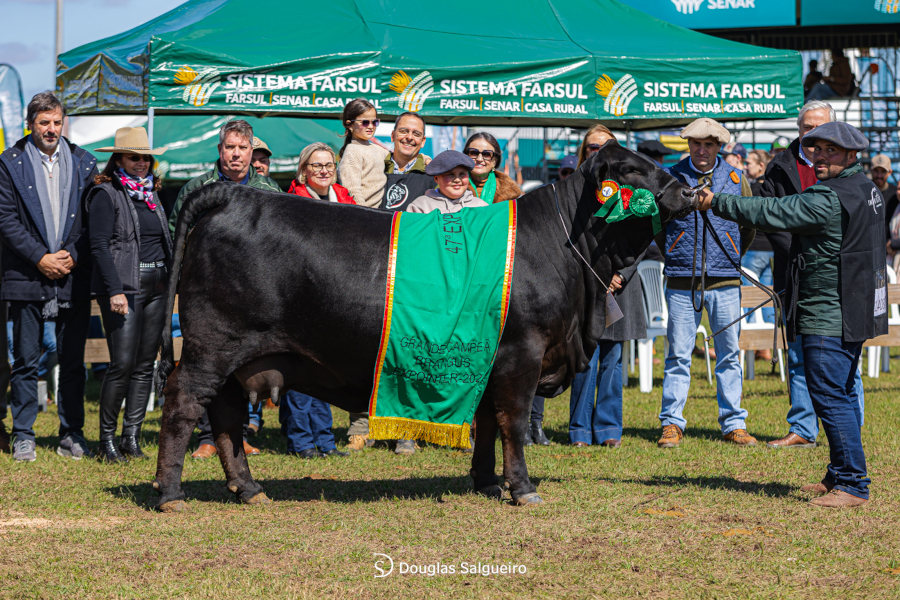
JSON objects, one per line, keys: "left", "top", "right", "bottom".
{"left": 463, "top": 132, "right": 522, "bottom": 204}
{"left": 88, "top": 127, "right": 173, "bottom": 463}
{"left": 336, "top": 98, "right": 389, "bottom": 208}
{"left": 288, "top": 142, "right": 356, "bottom": 204}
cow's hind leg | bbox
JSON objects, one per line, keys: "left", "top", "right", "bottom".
{"left": 154, "top": 365, "right": 204, "bottom": 512}
{"left": 471, "top": 395, "right": 502, "bottom": 499}
{"left": 209, "top": 377, "right": 269, "bottom": 505}
{"left": 496, "top": 390, "right": 542, "bottom": 505}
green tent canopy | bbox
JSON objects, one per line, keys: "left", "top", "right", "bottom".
{"left": 81, "top": 115, "right": 344, "bottom": 180}
{"left": 58, "top": 0, "right": 803, "bottom": 128}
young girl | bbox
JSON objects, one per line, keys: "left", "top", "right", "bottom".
{"left": 336, "top": 98, "right": 389, "bottom": 207}
{"left": 407, "top": 150, "right": 488, "bottom": 214}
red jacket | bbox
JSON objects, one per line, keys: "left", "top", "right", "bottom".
{"left": 287, "top": 180, "right": 356, "bottom": 205}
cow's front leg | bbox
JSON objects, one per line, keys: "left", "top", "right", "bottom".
{"left": 209, "top": 377, "right": 268, "bottom": 506}
{"left": 154, "top": 366, "right": 204, "bottom": 512}
{"left": 496, "top": 393, "right": 541, "bottom": 505}
{"left": 471, "top": 394, "right": 501, "bottom": 498}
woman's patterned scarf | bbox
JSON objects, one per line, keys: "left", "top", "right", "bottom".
{"left": 117, "top": 167, "right": 157, "bottom": 211}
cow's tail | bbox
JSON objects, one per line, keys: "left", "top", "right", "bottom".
{"left": 155, "top": 183, "right": 233, "bottom": 397}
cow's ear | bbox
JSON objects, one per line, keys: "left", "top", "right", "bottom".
{"left": 591, "top": 148, "right": 612, "bottom": 188}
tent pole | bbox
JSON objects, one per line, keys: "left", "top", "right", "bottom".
{"left": 147, "top": 107, "right": 155, "bottom": 147}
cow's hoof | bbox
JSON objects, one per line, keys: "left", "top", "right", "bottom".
{"left": 158, "top": 500, "right": 186, "bottom": 513}
{"left": 475, "top": 485, "right": 503, "bottom": 499}
{"left": 513, "top": 492, "right": 543, "bottom": 506}
{"left": 244, "top": 492, "right": 272, "bottom": 506}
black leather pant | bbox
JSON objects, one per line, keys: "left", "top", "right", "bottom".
{"left": 98, "top": 266, "right": 168, "bottom": 441}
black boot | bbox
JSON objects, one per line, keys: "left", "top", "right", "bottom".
{"left": 118, "top": 435, "right": 147, "bottom": 459}
{"left": 531, "top": 422, "right": 551, "bottom": 446}
{"left": 524, "top": 425, "right": 534, "bottom": 446}
{"left": 97, "top": 440, "right": 128, "bottom": 463}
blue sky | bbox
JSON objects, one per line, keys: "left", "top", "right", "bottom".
{"left": 2, "top": 0, "right": 187, "bottom": 101}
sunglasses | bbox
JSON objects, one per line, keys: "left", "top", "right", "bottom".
{"left": 352, "top": 119, "right": 380, "bottom": 128}
{"left": 586, "top": 144, "right": 602, "bottom": 154}
{"left": 123, "top": 154, "right": 151, "bottom": 163}
{"left": 465, "top": 148, "right": 495, "bottom": 161}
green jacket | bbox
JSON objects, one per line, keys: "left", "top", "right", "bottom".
{"left": 384, "top": 153, "right": 429, "bottom": 175}
{"left": 711, "top": 162, "right": 864, "bottom": 337}
{"left": 168, "top": 161, "right": 281, "bottom": 236}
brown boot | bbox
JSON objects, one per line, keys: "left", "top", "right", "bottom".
{"left": 723, "top": 429, "right": 758, "bottom": 446}
{"left": 0, "top": 422, "right": 10, "bottom": 453}
{"left": 800, "top": 480, "right": 833, "bottom": 495}
{"left": 658, "top": 424, "right": 683, "bottom": 448}
{"left": 767, "top": 432, "right": 815, "bottom": 449}
{"left": 243, "top": 440, "right": 260, "bottom": 456}
{"left": 191, "top": 444, "right": 217, "bottom": 460}
{"left": 347, "top": 434, "right": 369, "bottom": 452}
{"left": 809, "top": 489, "right": 868, "bottom": 508}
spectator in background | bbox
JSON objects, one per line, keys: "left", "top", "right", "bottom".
{"left": 742, "top": 149, "right": 776, "bottom": 335}
{"left": 806, "top": 49, "right": 853, "bottom": 101}
{"left": 803, "top": 59, "right": 824, "bottom": 96}
{"left": 577, "top": 124, "right": 617, "bottom": 165}
{"left": 382, "top": 112, "right": 434, "bottom": 212}
{"left": 770, "top": 137, "right": 790, "bottom": 156}
{"left": 637, "top": 139, "right": 674, "bottom": 167}
{"left": 0, "top": 92, "right": 96, "bottom": 462}
{"left": 464, "top": 132, "right": 522, "bottom": 203}
{"left": 337, "top": 99, "right": 389, "bottom": 208}
{"left": 759, "top": 100, "right": 864, "bottom": 449}
{"left": 557, "top": 154, "right": 577, "bottom": 180}
{"left": 722, "top": 142, "right": 747, "bottom": 171}
{"left": 89, "top": 127, "right": 172, "bottom": 463}
{"left": 251, "top": 137, "right": 272, "bottom": 177}
{"left": 870, "top": 154, "right": 898, "bottom": 237}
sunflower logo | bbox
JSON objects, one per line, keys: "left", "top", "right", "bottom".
{"left": 595, "top": 73, "right": 638, "bottom": 117}
{"left": 175, "top": 66, "right": 221, "bottom": 107}
{"left": 388, "top": 70, "right": 433, "bottom": 112}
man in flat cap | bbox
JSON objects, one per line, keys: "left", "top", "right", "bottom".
{"left": 657, "top": 118, "right": 757, "bottom": 450}
{"left": 696, "top": 121, "right": 884, "bottom": 508}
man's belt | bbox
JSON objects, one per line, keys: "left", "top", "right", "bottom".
{"left": 139, "top": 261, "right": 166, "bottom": 269}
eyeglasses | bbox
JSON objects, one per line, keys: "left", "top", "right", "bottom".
{"left": 352, "top": 119, "right": 380, "bottom": 128}
{"left": 308, "top": 162, "right": 336, "bottom": 173}
{"left": 124, "top": 155, "right": 151, "bottom": 163}
{"left": 465, "top": 148, "right": 495, "bottom": 161}
{"left": 395, "top": 127, "right": 424, "bottom": 140}
{"left": 586, "top": 144, "right": 602, "bottom": 154}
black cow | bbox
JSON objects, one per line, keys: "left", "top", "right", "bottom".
{"left": 152, "top": 143, "right": 695, "bottom": 512}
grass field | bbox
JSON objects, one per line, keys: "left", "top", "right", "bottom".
{"left": 1, "top": 349, "right": 899, "bottom": 599}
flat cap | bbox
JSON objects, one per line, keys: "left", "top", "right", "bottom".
{"left": 252, "top": 136, "right": 271, "bottom": 157}
{"left": 637, "top": 139, "right": 674, "bottom": 156}
{"left": 801, "top": 121, "right": 868, "bottom": 151}
{"left": 680, "top": 118, "right": 730, "bottom": 145}
{"left": 424, "top": 150, "right": 475, "bottom": 176}
{"left": 871, "top": 154, "right": 893, "bottom": 171}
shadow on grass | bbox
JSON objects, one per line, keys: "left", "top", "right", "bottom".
{"left": 607, "top": 475, "right": 795, "bottom": 498}
{"left": 106, "top": 475, "right": 555, "bottom": 510}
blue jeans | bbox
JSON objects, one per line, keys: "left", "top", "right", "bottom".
{"left": 661, "top": 287, "right": 746, "bottom": 434}
{"left": 802, "top": 335, "right": 869, "bottom": 499}
{"left": 569, "top": 341, "right": 623, "bottom": 444}
{"left": 786, "top": 335, "right": 864, "bottom": 441}
{"left": 248, "top": 401, "right": 263, "bottom": 428}
{"left": 8, "top": 320, "right": 56, "bottom": 378}
{"left": 741, "top": 251, "right": 775, "bottom": 323}
{"left": 530, "top": 396, "right": 544, "bottom": 424}
{"left": 279, "top": 390, "right": 336, "bottom": 453}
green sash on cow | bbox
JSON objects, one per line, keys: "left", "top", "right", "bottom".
{"left": 368, "top": 201, "right": 518, "bottom": 449}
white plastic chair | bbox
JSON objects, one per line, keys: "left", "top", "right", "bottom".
{"left": 636, "top": 261, "right": 712, "bottom": 393}
{"left": 739, "top": 267, "right": 785, "bottom": 382}
{"left": 867, "top": 265, "right": 900, "bottom": 378}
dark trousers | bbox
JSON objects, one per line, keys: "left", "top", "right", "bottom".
{"left": 802, "top": 335, "right": 870, "bottom": 499}
{"left": 9, "top": 298, "right": 91, "bottom": 442}
{"left": 530, "top": 396, "right": 544, "bottom": 425}
{"left": 97, "top": 266, "right": 168, "bottom": 441}
{"left": 0, "top": 298, "right": 10, "bottom": 423}
{"left": 569, "top": 341, "right": 623, "bottom": 445}
{"left": 279, "top": 390, "right": 336, "bottom": 453}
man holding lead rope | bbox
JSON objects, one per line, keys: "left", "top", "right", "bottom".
{"left": 696, "top": 121, "right": 886, "bottom": 508}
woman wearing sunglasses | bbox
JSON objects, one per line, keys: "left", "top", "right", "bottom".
{"left": 336, "top": 98, "right": 389, "bottom": 208}
{"left": 576, "top": 124, "right": 618, "bottom": 166}
{"left": 89, "top": 127, "right": 172, "bottom": 463}
{"left": 288, "top": 143, "right": 356, "bottom": 205}
{"left": 462, "top": 132, "right": 522, "bottom": 204}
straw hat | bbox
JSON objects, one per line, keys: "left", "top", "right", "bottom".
{"left": 95, "top": 127, "right": 167, "bottom": 155}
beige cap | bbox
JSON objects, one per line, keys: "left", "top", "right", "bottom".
{"left": 95, "top": 127, "right": 167, "bottom": 155}
{"left": 252, "top": 136, "right": 272, "bottom": 157}
{"left": 680, "top": 118, "right": 730, "bottom": 145}
{"left": 871, "top": 154, "right": 892, "bottom": 171}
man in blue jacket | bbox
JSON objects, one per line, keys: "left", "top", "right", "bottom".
{"left": 658, "top": 118, "right": 757, "bottom": 449}
{"left": 0, "top": 92, "right": 97, "bottom": 462}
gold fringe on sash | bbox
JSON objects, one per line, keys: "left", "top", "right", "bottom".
{"left": 369, "top": 416, "right": 472, "bottom": 449}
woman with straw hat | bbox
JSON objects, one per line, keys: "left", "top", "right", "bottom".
{"left": 89, "top": 127, "right": 172, "bottom": 463}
